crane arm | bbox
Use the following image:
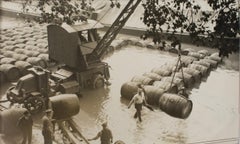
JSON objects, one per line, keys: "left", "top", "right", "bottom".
{"left": 87, "top": 0, "right": 142, "bottom": 63}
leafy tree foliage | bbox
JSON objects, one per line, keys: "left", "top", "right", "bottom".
{"left": 142, "top": 0, "right": 239, "bottom": 57}
{"left": 20, "top": 0, "right": 239, "bottom": 57}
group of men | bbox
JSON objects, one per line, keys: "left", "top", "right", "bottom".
{"left": 17, "top": 109, "right": 54, "bottom": 144}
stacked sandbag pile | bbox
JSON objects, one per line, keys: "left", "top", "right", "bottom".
{"left": 120, "top": 48, "right": 222, "bottom": 119}
{"left": 0, "top": 23, "right": 49, "bottom": 83}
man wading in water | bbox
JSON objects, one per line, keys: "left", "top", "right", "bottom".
{"left": 88, "top": 122, "right": 113, "bottom": 144}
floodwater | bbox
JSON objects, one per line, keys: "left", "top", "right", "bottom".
{"left": 73, "top": 45, "right": 239, "bottom": 144}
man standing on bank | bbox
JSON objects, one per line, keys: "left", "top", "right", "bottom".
{"left": 17, "top": 110, "right": 33, "bottom": 144}
{"left": 128, "top": 87, "right": 146, "bottom": 122}
{"left": 42, "top": 109, "right": 54, "bottom": 144}
{"left": 88, "top": 122, "right": 113, "bottom": 144}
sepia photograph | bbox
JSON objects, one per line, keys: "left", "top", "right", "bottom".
{"left": 0, "top": 0, "right": 239, "bottom": 144}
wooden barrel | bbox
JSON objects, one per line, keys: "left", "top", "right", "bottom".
{"left": 143, "top": 72, "right": 162, "bottom": 81}
{"left": 193, "top": 60, "right": 211, "bottom": 69}
{"left": 15, "top": 61, "right": 32, "bottom": 75}
{"left": 50, "top": 94, "right": 80, "bottom": 120}
{"left": 131, "top": 75, "right": 155, "bottom": 85}
{"left": 143, "top": 85, "right": 165, "bottom": 105}
{"left": 151, "top": 67, "right": 172, "bottom": 76}
{"left": 0, "top": 64, "right": 21, "bottom": 82}
{"left": 0, "top": 108, "right": 27, "bottom": 135}
{"left": 198, "top": 50, "right": 210, "bottom": 56}
{"left": 120, "top": 82, "right": 139, "bottom": 100}
{"left": 175, "top": 72, "right": 194, "bottom": 88}
{"left": 0, "top": 70, "right": 6, "bottom": 83}
{"left": 182, "top": 67, "right": 202, "bottom": 82}
{"left": 0, "top": 57, "right": 16, "bottom": 64}
{"left": 159, "top": 93, "right": 193, "bottom": 119}
{"left": 153, "top": 81, "right": 178, "bottom": 93}
{"left": 201, "top": 58, "right": 218, "bottom": 68}
{"left": 161, "top": 76, "right": 184, "bottom": 89}
{"left": 26, "top": 57, "right": 47, "bottom": 68}
{"left": 188, "top": 64, "right": 208, "bottom": 76}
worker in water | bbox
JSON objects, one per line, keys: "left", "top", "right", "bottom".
{"left": 88, "top": 122, "right": 113, "bottom": 144}
{"left": 128, "top": 86, "right": 147, "bottom": 122}
{"left": 42, "top": 109, "right": 54, "bottom": 144}
{"left": 17, "top": 110, "right": 33, "bottom": 144}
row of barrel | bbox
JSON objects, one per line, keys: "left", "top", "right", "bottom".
{"left": 0, "top": 23, "right": 49, "bottom": 83}
{"left": 120, "top": 48, "right": 222, "bottom": 119}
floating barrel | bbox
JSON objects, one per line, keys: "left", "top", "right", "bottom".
{"left": 143, "top": 85, "right": 165, "bottom": 105}
{"left": 175, "top": 72, "right": 194, "bottom": 88}
{"left": 50, "top": 94, "right": 80, "bottom": 120}
{"left": 198, "top": 50, "right": 210, "bottom": 57}
{"left": 120, "top": 82, "right": 139, "bottom": 100}
{"left": 0, "top": 57, "right": 16, "bottom": 64}
{"left": 151, "top": 67, "right": 172, "bottom": 76}
{"left": 201, "top": 58, "right": 218, "bottom": 68}
{"left": 15, "top": 61, "right": 32, "bottom": 75}
{"left": 143, "top": 72, "right": 162, "bottom": 81}
{"left": 159, "top": 93, "right": 193, "bottom": 119}
{"left": 26, "top": 57, "right": 47, "bottom": 68}
{"left": 182, "top": 67, "right": 202, "bottom": 82}
{"left": 131, "top": 75, "right": 155, "bottom": 85}
{"left": 188, "top": 64, "right": 208, "bottom": 76}
{"left": 193, "top": 60, "right": 211, "bottom": 70}
{"left": 0, "top": 64, "right": 20, "bottom": 82}
{"left": 153, "top": 81, "right": 178, "bottom": 93}
{"left": 161, "top": 76, "right": 184, "bottom": 89}
{"left": 0, "top": 108, "right": 27, "bottom": 135}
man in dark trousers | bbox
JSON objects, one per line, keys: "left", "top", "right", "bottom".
{"left": 88, "top": 122, "right": 113, "bottom": 144}
{"left": 42, "top": 109, "right": 54, "bottom": 144}
{"left": 17, "top": 110, "right": 33, "bottom": 144}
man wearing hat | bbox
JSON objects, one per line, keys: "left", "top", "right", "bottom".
{"left": 17, "top": 110, "right": 33, "bottom": 144}
{"left": 42, "top": 109, "right": 54, "bottom": 144}
{"left": 88, "top": 122, "right": 113, "bottom": 144}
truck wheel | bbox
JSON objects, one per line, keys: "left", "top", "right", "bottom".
{"left": 6, "top": 86, "right": 23, "bottom": 103}
{"left": 93, "top": 74, "right": 105, "bottom": 89}
{"left": 23, "top": 96, "right": 45, "bottom": 114}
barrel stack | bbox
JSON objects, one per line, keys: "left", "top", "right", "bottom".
{"left": 121, "top": 49, "right": 222, "bottom": 119}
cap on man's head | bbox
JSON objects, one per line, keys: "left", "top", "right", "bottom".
{"left": 102, "top": 122, "right": 107, "bottom": 127}
{"left": 45, "top": 109, "right": 53, "bottom": 113}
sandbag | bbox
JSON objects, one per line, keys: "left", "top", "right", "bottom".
{"left": 143, "top": 85, "right": 165, "bottom": 105}
{"left": 2, "top": 50, "right": 15, "bottom": 57}
{"left": 12, "top": 53, "right": 28, "bottom": 61}
{"left": 198, "top": 50, "right": 210, "bottom": 56}
{"left": 208, "top": 55, "right": 222, "bottom": 63}
{"left": 0, "top": 108, "right": 28, "bottom": 135}
{"left": 131, "top": 75, "right": 155, "bottom": 85}
{"left": 192, "top": 60, "right": 211, "bottom": 69}
{"left": 143, "top": 72, "right": 162, "bottom": 81}
{"left": 153, "top": 81, "right": 178, "bottom": 93}
{"left": 159, "top": 93, "right": 193, "bottom": 119}
{"left": 0, "top": 70, "right": 6, "bottom": 83}
{"left": 50, "top": 94, "right": 80, "bottom": 120}
{"left": 188, "top": 52, "right": 204, "bottom": 59}
{"left": 120, "top": 82, "right": 139, "bottom": 100}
